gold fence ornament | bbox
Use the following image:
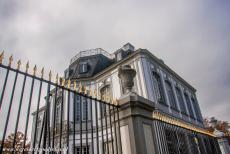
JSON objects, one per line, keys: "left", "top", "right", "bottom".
{"left": 84, "top": 88, "right": 88, "bottom": 95}
{"left": 56, "top": 74, "right": 59, "bottom": 84}
{"left": 16, "top": 60, "right": 21, "bottom": 70}
{"left": 89, "top": 88, "right": 92, "bottom": 97}
{"left": 79, "top": 82, "right": 82, "bottom": 93}
{"left": 0, "top": 51, "right": 4, "bottom": 64}
{"left": 73, "top": 81, "right": 77, "bottom": 91}
{"left": 61, "top": 78, "right": 65, "bottom": 86}
{"left": 25, "top": 61, "right": 29, "bottom": 73}
{"left": 67, "top": 79, "right": 71, "bottom": 89}
{"left": 94, "top": 89, "right": 97, "bottom": 98}
{"left": 33, "top": 65, "right": 37, "bottom": 76}
{"left": 41, "top": 67, "right": 44, "bottom": 78}
{"left": 49, "top": 70, "right": 52, "bottom": 81}
{"left": 8, "top": 55, "right": 13, "bottom": 67}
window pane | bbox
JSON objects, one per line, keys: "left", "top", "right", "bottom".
{"left": 152, "top": 72, "right": 165, "bottom": 105}
{"left": 184, "top": 93, "right": 195, "bottom": 119}
{"left": 165, "top": 81, "right": 177, "bottom": 109}
{"left": 175, "top": 88, "right": 186, "bottom": 114}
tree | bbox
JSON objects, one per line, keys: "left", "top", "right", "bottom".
{"left": 1, "top": 131, "right": 30, "bottom": 154}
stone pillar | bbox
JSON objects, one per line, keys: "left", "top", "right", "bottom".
{"left": 117, "top": 65, "right": 156, "bottom": 154}
{"left": 117, "top": 93, "right": 156, "bottom": 154}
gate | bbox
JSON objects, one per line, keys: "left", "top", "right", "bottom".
{"left": 0, "top": 52, "right": 122, "bottom": 154}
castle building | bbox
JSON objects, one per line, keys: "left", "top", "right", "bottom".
{"left": 31, "top": 43, "right": 220, "bottom": 154}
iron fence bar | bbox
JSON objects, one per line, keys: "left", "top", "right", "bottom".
{"left": 38, "top": 110, "right": 46, "bottom": 151}
{"left": 116, "top": 108, "right": 122, "bottom": 154}
{"left": 46, "top": 83, "right": 51, "bottom": 152}
{"left": 95, "top": 100, "right": 99, "bottom": 154}
{"left": 100, "top": 101, "right": 105, "bottom": 154}
{"left": 67, "top": 89, "right": 70, "bottom": 154}
{"left": 73, "top": 93, "right": 76, "bottom": 154}
{"left": 80, "top": 95, "right": 82, "bottom": 154}
{"left": 42, "top": 84, "right": 51, "bottom": 154}
{"left": 0, "top": 64, "right": 118, "bottom": 107}
{"left": 12, "top": 74, "right": 27, "bottom": 153}
{"left": 85, "top": 97, "right": 88, "bottom": 154}
{"left": 112, "top": 106, "right": 118, "bottom": 154}
{"left": 32, "top": 79, "right": 43, "bottom": 154}
{"left": 52, "top": 87, "right": 58, "bottom": 153}
{"left": 105, "top": 104, "right": 109, "bottom": 154}
{"left": 0, "top": 70, "right": 19, "bottom": 154}
{"left": 109, "top": 104, "right": 114, "bottom": 154}
{"left": 59, "top": 89, "right": 64, "bottom": 153}
{"left": 22, "top": 76, "right": 35, "bottom": 154}
{"left": 90, "top": 97, "right": 94, "bottom": 154}
{"left": 0, "top": 66, "right": 9, "bottom": 109}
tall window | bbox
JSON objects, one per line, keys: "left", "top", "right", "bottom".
{"left": 56, "top": 98, "right": 62, "bottom": 126}
{"left": 175, "top": 87, "right": 187, "bottom": 114}
{"left": 152, "top": 72, "right": 165, "bottom": 105}
{"left": 191, "top": 98, "right": 202, "bottom": 121}
{"left": 165, "top": 81, "right": 177, "bottom": 110}
{"left": 184, "top": 93, "right": 195, "bottom": 119}
{"left": 100, "top": 85, "right": 111, "bottom": 116}
{"left": 75, "top": 95, "right": 88, "bottom": 121}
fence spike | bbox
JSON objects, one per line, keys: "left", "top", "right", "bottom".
{"left": 84, "top": 88, "right": 87, "bottom": 95}
{"left": 67, "top": 79, "right": 71, "bottom": 89}
{"left": 73, "top": 81, "right": 77, "bottom": 91}
{"left": 33, "top": 65, "right": 37, "bottom": 76}
{"left": 8, "top": 55, "right": 13, "bottom": 67}
{"left": 41, "top": 67, "right": 44, "bottom": 78}
{"left": 94, "top": 89, "right": 97, "bottom": 98}
{"left": 25, "top": 61, "right": 29, "bottom": 73}
{"left": 0, "top": 51, "right": 4, "bottom": 64}
{"left": 79, "top": 82, "right": 82, "bottom": 93}
{"left": 56, "top": 73, "right": 59, "bottom": 84}
{"left": 89, "top": 88, "right": 92, "bottom": 97}
{"left": 61, "top": 78, "right": 65, "bottom": 86}
{"left": 16, "top": 59, "right": 21, "bottom": 70}
{"left": 49, "top": 70, "right": 52, "bottom": 81}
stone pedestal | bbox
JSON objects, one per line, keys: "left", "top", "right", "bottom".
{"left": 117, "top": 93, "right": 156, "bottom": 154}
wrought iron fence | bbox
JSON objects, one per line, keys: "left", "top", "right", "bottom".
{"left": 0, "top": 52, "right": 122, "bottom": 154}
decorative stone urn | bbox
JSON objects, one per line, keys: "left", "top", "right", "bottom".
{"left": 118, "top": 65, "right": 136, "bottom": 94}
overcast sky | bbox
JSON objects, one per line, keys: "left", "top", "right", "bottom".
{"left": 0, "top": 0, "right": 229, "bottom": 124}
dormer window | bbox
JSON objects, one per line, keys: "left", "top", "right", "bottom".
{"left": 117, "top": 52, "right": 122, "bottom": 61}
{"left": 79, "top": 62, "right": 88, "bottom": 73}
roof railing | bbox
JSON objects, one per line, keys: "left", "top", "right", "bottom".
{"left": 70, "top": 48, "right": 114, "bottom": 64}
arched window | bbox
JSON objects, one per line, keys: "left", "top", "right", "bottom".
{"left": 152, "top": 72, "right": 165, "bottom": 105}
{"left": 165, "top": 80, "right": 177, "bottom": 110}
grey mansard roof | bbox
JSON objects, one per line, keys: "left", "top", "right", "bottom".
{"left": 65, "top": 44, "right": 196, "bottom": 92}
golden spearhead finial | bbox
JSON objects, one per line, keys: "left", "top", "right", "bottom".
{"left": 49, "top": 70, "right": 52, "bottom": 81}
{"left": 16, "top": 60, "right": 21, "bottom": 70}
{"left": 84, "top": 88, "right": 87, "bottom": 95}
{"left": 0, "top": 51, "right": 4, "bottom": 64}
{"left": 67, "top": 79, "right": 71, "bottom": 89}
{"left": 55, "top": 73, "right": 59, "bottom": 84}
{"left": 33, "top": 65, "right": 37, "bottom": 76}
{"left": 61, "top": 78, "right": 65, "bottom": 86}
{"left": 79, "top": 82, "right": 82, "bottom": 93}
{"left": 25, "top": 61, "right": 29, "bottom": 73}
{"left": 8, "top": 55, "right": 13, "bottom": 67}
{"left": 41, "top": 67, "right": 44, "bottom": 78}
{"left": 89, "top": 88, "right": 92, "bottom": 97}
{"left": 94, "top": 89, "right": 97, "bottom": 98}
{"left": 73, "top": 81, "right": 77, "bottom": 91}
